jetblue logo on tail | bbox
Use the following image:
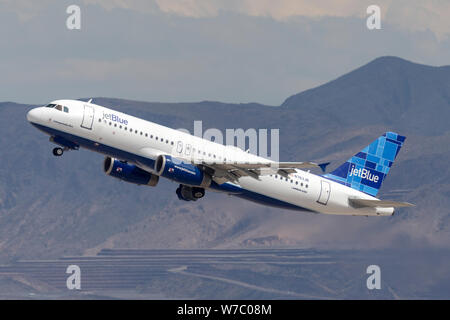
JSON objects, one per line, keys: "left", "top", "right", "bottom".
{"left": 349, "top": 166, "right": 379, "bottom": 183}
{"left": 348, "top": 164, "right": 383, "bottom": 189}
{"left": 323, "top": 132, "right": 405, "bottom": 196}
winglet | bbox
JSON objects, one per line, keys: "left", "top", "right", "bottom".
{"left": 318, "top": 162, "right": 331, "bottom": 173}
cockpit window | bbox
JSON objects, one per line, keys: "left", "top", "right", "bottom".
{"left": 45, "top": 103, "right": 68, "bottom": 112}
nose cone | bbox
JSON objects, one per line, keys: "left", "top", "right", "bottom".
{"left": 27, "top": 107, "right": 41, "bottom": 123}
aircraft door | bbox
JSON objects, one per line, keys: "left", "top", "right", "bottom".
{"left": 176, "top": 141, "right": 183, "bottom": 154}
{"left": 81, "top": 105, "right": 95, "bottom": 130}
{"left": 317, "top": 180, "right": 331, "bottom": 205}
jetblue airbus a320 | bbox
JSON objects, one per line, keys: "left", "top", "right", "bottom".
{"left": 27, "top": 99, "right": 413, "bottom": 216}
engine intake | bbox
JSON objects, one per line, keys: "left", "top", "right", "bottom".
{"left": 104, "top": 157, "right": 159, "bottom": 186}
{"left": 155, "top": 155, "right": 211, "bottom": 187}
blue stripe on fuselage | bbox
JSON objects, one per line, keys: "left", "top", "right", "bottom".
{"left": 31, "top": 122, "right": 310, "bottom": 212}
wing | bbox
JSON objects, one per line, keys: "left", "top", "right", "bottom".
{"left": 349, "top": 198, "right": 415, "bottom": 208}
{"left": 196, "top": 160, "right": 320, "bottom": 184}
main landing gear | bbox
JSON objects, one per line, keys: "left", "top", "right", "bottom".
{"left": 52, "top": 147, "right": 65, "bottom": 157}
{"left": 176, "top": 184, "right": 206, "bottom": 201}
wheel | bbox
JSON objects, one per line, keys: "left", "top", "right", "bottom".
{"left": 52, "top": 147, "right": 64, "bottom": 156}
{"left": 192, "top": 187, "right": 205, "bottom": 199}
{"left": 176, "top": 185, "right": 191, "bottom": 201}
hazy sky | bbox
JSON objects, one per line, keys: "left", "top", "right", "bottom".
{"left": 1, "top": 0, "right": 449, "bottom": 105}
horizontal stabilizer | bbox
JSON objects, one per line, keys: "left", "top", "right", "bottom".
{"left": 349, "top": 198, "right": 415, "bottom": 208}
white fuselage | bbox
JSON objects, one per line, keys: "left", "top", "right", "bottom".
{"left": 27, "top": 99, "right": 394, "bottom": 216}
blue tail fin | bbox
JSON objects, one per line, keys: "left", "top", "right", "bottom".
{"left": 323, "top": 132, "right": 406, "bottom": 196}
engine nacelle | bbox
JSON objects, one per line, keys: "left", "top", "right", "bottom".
{"left": 104, "top": 157, "right": 159, "bottom": 186}
{"left": 155, "top": 155, "right": 211, "bottom": 187}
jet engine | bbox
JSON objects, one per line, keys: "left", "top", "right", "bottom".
{"left": 155, "top": 155, "right": 211, "bottom": 187}
{"left": 104, "top": 157, "right": 159, "bottom": 186}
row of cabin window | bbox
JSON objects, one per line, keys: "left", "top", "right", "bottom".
{"left": 100, "top": 118, "right": 174, "bottom": 145}
{"left": 100, "top": 118, "right": 227, "bottom": 161}
{"left": 193, "top": 148, "right": 226, "bottom": 161}
{"left": 182, "top": 145, "right": 227, "bottom": 161}
{"left": 270, "top": 174, "right": 308, "bottom": 188}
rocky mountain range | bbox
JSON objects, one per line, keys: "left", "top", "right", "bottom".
{"left": 0, "top": 56, "right": 448, "bottom": 263}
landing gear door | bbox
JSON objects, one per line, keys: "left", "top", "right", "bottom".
{"left": 317, "top": 180, "right": 331, "bottom": 205}
{"left": 81, "top": 105, "right": 94, "bottom": 130}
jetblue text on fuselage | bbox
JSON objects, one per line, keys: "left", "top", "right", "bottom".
{"left": 349, "top": 165, "right": 379, "bottom": 183}
{"left": 102, "top": 112, "right": 128, "bottom": 126}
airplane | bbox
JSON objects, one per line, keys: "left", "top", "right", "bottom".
{"left": 27, "top": 99, "right": 414, "bottom": 216}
